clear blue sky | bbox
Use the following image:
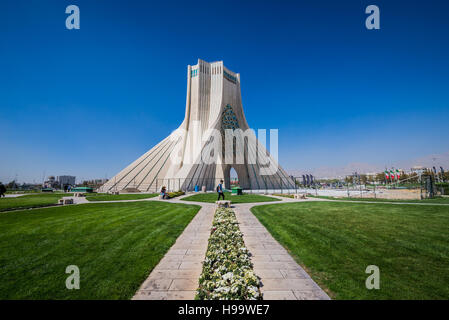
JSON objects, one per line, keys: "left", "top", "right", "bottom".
{"left": 1, "top": 0, "right": 449, "bottom": 183}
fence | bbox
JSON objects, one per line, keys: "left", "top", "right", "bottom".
{"left": 148, "top": 177, "right": 298, "bottom": 194}
{"left": 118, "top": 176, "right": 446, "bottom": 199}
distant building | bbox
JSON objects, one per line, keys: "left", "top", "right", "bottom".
{"left": 411, "top": 166, "right": 426, "bottom": 174}
{"left": 365, "top": 172, "right": 378, "bottom": 181}
{"left": 57, "top": 175, "right": 76, "bottom": 186}
{"left": 43, "top": 176, "right": 57, "bottom": 188}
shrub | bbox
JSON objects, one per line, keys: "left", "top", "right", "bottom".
{"left": 196, "top": 208, "right": 261, "bottom": 300}
{"left": 167, "top": 191, "right": 185, "bottom": 198}
{"left": 272, "top": 193, "right": 294, "bottom": 198}
{"left": 436, "top": 183, "right": 449, "bottom": 195}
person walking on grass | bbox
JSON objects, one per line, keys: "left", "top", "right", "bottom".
{"left": 217, "top": 180, "right": 225, "bottom": 201}
{"left": 0, "top": 182, "right": 6, "bottom": 198}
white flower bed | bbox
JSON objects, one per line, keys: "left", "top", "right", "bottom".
{"left": 196, "top": 207, "right": 262, "bottom": 300}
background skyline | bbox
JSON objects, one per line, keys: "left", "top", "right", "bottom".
{"left": 1, "top": 0, "right": 449, "bottom": 183}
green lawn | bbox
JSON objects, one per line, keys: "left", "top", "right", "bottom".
{"left": 311, "top": 195, "right": 449, "bottom": 204}
{"left": 0, "top": 201, "right": 200, "bottom": 299}
{"left": 251, "top": 201, "right": 449, "bottom": 299}
{"left": 85, "top": 193, "right": 158, "bottom": 202}
{"left": 0, "top": 193, "right": 73, "bottom": 212}
{"left": 182, "top": 192, "right": 279, "bottom": 203}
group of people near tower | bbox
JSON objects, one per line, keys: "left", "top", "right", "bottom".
{"left": 159, "top": 180, "right": 225, "bottom": 200}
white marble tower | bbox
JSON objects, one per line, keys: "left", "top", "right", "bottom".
{"left": 99, "top": 59, "right": 295, "bottom": 192}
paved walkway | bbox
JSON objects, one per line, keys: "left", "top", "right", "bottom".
{"left": 132, "top": 200, "right": 215, "bottom": 300}
{"left": 130, "top": 194, "right": 330, "bottom": 300}
{"left": 3, "top": 194, "right": 28, "bottom": 198}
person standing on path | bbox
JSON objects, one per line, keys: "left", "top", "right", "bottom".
{"left": 217, "top": 180, "right": 225, "bottom": 201}
{"left": 0, "top": 182, "right": 6, "bottom": 197}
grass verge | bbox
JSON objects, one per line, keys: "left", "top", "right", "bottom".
{"left": 0, "top": 201, "right": 200, "bottom": 299}
{"left": 310, "top": 195, "right": 449, "bottom": 204}
{"left": 0, "top": 193, "right": 73, "bottom": 212}
{"left": 251, "top": 201, "right": 449, "bottom": 299}
{"left": 183, "top": 192, "right": 278, "bottom": 204}
{"left": 85, "top": 193, "right": 158, "bottom": 201}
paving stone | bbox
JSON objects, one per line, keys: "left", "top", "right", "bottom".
{"left": 150, "top": 270, "right": 201, "bottom": 279}
{"left": 253, "top": 261, "right": 299, "bottom": 269}
{"left": 196, "top": 232, "right": 211, "bottom": 237}
{"left": 261, "top": 278, "right": 320, "bottom": 291}
{"left": 154, "top": 261, "right": 182, "bottom": 270}
{"left": 170, "top": 279, "right": 199, "bottom": 291}
{"left": 191, "top": 239, "right": 209, "bottom": 245}
{"left": 160, "top": 255, "right": 185, "bottom": 262}
{"left": 279, "top": 269, "right": 309, "bottom": 279}
{"left": 245, "top": 244, "right": 266, "bottom": 250}
{"left": 263, "top": 244, "right": 285, "bottom": 250}
{"left": 171, "top": 244, "right": 207, "bottom": 250}
{"left": 141, "top": 279, "right": 173, "bottom": 291}
{"left": 179, "top": 261, "right": 203, "bottom": 270}
{"left": 166, "top": 290, "right": 196, "bottom": 300}
{"left": 293, "top": 290, "right": 331, "bottom": 300}
{"left": 250, "top": 249, "right": 288, "bottom": 255}
{"left": 133, "top": 291, "right": 168, "bottom": 300}
{"left": 166, "top": 249, "right": 187, "bottom": 255}
{"left": 270, "top": 254, "right": 296, "bottom": 262}
{"left": 245, "top": 236, "right": 270, "bottom": 242}
{"left": 170, "top": 244, "right": 194, "bottom": 250}
{"left": 254, "top": 269, "right": 284, "bottom": 279}
{"left": 262, "top": 291, "right": 297, "bottom": 300}
{"left": 181, "top": 254, "right": 204, "bottom": 261}
{"left": 175, "top": 239, "right": 194, "bottom": 246}
{"left": 250, "top": 254, "right": 272, "bottom": 262}
{"left": 186, "top": 249, "right": 205, "bottom": 255}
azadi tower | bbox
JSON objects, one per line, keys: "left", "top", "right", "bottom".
{"left": 99, "top": 59, "right": 295, "bottom": 192}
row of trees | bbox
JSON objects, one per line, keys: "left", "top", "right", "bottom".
{"left": 3, "top": 180, "right": 20, "bottom": 189}
{"left": 0, "top": 180, "right": 38, "bottom": 190}
{"left": 1, "top": 180, "right": 106, "bottom": 191}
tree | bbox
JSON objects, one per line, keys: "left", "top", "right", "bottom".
{"left": 360, "top": 174, "right": 368, "bottom": 185}
{"left": 7, "top": 180, "right": 18, "bottom": 189}
{"left": 443, "top": 171, "right": 449, "bottom": 182}
{"left": 400, "top": 172, "right": 409, "bottom": 181}
{"left": 375, "top": 172, "right": 385, "bottom": 183}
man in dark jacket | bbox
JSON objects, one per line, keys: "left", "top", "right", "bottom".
{"left": 217, "top": 180, "right": 225, "bottom": 201}
{"left": 0, "top": 182, "right": 6, "bottom": 197}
